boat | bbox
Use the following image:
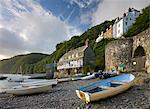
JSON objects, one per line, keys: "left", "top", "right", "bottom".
{"left": 7, "top": 77, "right": 24, "bottom": 82}
{"left": 95, "top": 72, "right": 117, "bottom": 79}
{"left": 6, "top": 83, "right": 52, "bottom": 95}
{"left": 0, "top": 76, "right": 7, "bottom": 80}
{"left": 81, "top": 73, "right": 95, "bottom": 80}
{"left": 21, "top": 79, "right": 58, "bottom": 86}
{"left": 57, "top": 78, "right": 72, "bottom": 83}
{"left": 71, "top": 77, "right": 82, "bottom": 81}
{"left": 76, "top": 74, "right": 135, "bottom": 103}
{"left": 0, "top": 80, "right": 20, "bottom": 93}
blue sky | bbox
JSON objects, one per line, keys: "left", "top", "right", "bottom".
{"left": 37, "top": 0, "right": 101, "bottom": 31}
{"left": 0, "top": 0, "right": 149, "bottom": 60}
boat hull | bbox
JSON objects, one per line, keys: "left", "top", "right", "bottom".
{"left": 76, "top": 74, "right": 135, "bottom": 103}
{"left": 57, "top": 78, "right": 72, "bottom": 83}
{"left": 6, "top": 84, "right": 52, "bottom": 95}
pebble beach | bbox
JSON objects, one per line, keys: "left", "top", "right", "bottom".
{"left": 0, "top": 74, "right": 150, "bottom": 109}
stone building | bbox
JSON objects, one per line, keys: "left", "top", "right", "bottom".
{"left": 57, "top": 39, "right": 95, "bottom": 75}
{"left": 105, "top": 28, "right": 150, "bottom": 72}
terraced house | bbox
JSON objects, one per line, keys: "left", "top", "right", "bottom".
{"left": 57, "top": 39, "right": 95, "bottom": 75}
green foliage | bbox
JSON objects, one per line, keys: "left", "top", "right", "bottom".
{"left": 0, "top": 53, "right": 48, "bottom": 74}
{"left": 83, "top": 64, "right": 96, "bottom": 74}
{"left": 124, "top": 6, "right": 150, "bottom": 37}
{"left": 94, "top": 38, "right": 115, "bottom": 67}
{"left": 33, "top": 20, "right": 114, "bottom": 73}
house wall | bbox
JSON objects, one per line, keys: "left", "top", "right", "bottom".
{"left": 113, "top": 8, "right": 140, "bottom": 39}
{"left": 103, "top": 26, "right": 113, "bottom": 38}
{"left": 113, "top": 23, "right": 117, "bottom": 38}
{"left": 116, "top": 19, "right": 124, "bottom": 38}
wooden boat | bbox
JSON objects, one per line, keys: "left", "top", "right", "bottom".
{"left": 21, "top": 79, "right": 57, "bottom": 86}
{"left": 76, "top": 74, "right": 135, "bottom": 103}
{"left": 6, "top": 83, "right": 52, "bottom": 95}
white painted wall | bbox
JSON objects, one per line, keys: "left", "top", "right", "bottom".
{"left": 113, "top": 8, "right": 140, "bottom": 38}
{"left": 57, "top": 59, "right": 83, "bottom": 70}
{"left": 116, "top": 19, "right": 123, "bottom": 38}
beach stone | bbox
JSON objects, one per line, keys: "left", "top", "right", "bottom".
{"left": 0, "top": 78, "right": 149, "bottom": 109}
{"left": 124, "top": 99, "right": 129, "bottom": 103}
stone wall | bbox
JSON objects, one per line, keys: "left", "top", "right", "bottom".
{"left": 105, "top": 38, "right": 133, "bottom": 71}
{"left": 105, "top": 28, "right": 150, "bottom": 71}
{"left": 132, "top": 28, "right": 150, "bottom": 68}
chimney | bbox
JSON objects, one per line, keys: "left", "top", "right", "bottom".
{"left": 123, "top": 13, "right": 126, "bottom": 17}
{"left": 128, "top": 8, "right": 132, "bottom": 12}
{"left": 101, "top": 31, "right": 104, "bottom": 36}
{"left": 85, "top": 39, "right": 89, "bottom": 47}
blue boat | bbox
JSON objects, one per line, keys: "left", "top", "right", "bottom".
{"left": 76, "top": 74, "right": 135, "bottom": 103}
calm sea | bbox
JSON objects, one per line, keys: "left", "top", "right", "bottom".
{"left": 0, "top": 74, "right": 30, "bottom": 93}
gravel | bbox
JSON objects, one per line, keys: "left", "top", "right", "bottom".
{"left": 0, "top": 76, "right": 150, "bottom": 109}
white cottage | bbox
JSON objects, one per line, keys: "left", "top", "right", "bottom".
{"left": 57, "top": 39, "right": 95, "bottom": 75}
{"left": 113, "top": 8, "right": 140, "bottom": 38}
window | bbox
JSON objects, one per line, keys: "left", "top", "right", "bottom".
{"left": 118, "top": 24, "right": 120, "bottom": 27}
{"left": 130, "top": 18, "right": 132, "bottom": 20}
{"left": 125, "top": 22, "right": 127, "bottom": 25}
{"left": 76, "top": 53, "right": 78, "bottom": 57}
{"left": 72, "top": 54, "right": 74, "bottom": 58}
{"left": 68, "top": 55, "right": 71, "bottom": 59}
{"left": 126, "top": 17, "right": 128, "bottom": 21}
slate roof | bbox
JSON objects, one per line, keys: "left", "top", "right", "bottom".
{"left": 58, "top": 45, "right": 87, "bottom": 62}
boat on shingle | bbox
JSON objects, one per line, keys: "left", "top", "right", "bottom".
{"left": 76, "top": 74, "right": 135, "bottom": 103}
{"left": 6, "top": 83, "right": 52, "bottom": 95}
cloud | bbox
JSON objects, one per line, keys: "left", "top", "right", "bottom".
{"left": 92, "top": 0, "right": 150, "bottom": 25}
{"left": 67, "top": 0, "right": 93, "bottom": 8}
{"left": 0, "top": 0, "right": 81, "bottom": 59}
{"left": 65, "top": 0, "right": 101, "bottom": 26}
{"left": 0, "top": 28, "right": 28, "bottom": 57}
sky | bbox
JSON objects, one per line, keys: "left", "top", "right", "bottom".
{"left": 0, "top": 0, "right": 149, "bottom": 60}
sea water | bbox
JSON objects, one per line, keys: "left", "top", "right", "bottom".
{"left": 0, "top": 74, "right": 29, "bottom": 93}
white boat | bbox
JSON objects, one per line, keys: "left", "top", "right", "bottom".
{"left": 6, "top": 84, "right": 52, "bottom": 95}
{"left": 76, "top": 74, "right": 135, "bottom": 103}
{"left": 21, "top": 79, "right": 57, "bottom": 86}
{"left": 57, "top": 78, "right": 72, "bottom": 83}
{"left": 81, "top": 73, "right": 95, "bottom": 80}
{"left": 71, "top": 77, "right": 82, "bottom": 81}
{"left": 0, "top": 80, "right": 20, "bottom": 93}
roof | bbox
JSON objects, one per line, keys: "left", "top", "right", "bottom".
{"left": 65, "top": 46, "right": 86, "bottom": 55}
{"left": 114, "top": 8, "right": 140, "bottom": 24}
{"left": 59, "top": 45, "right": 87, "bottom": 62}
